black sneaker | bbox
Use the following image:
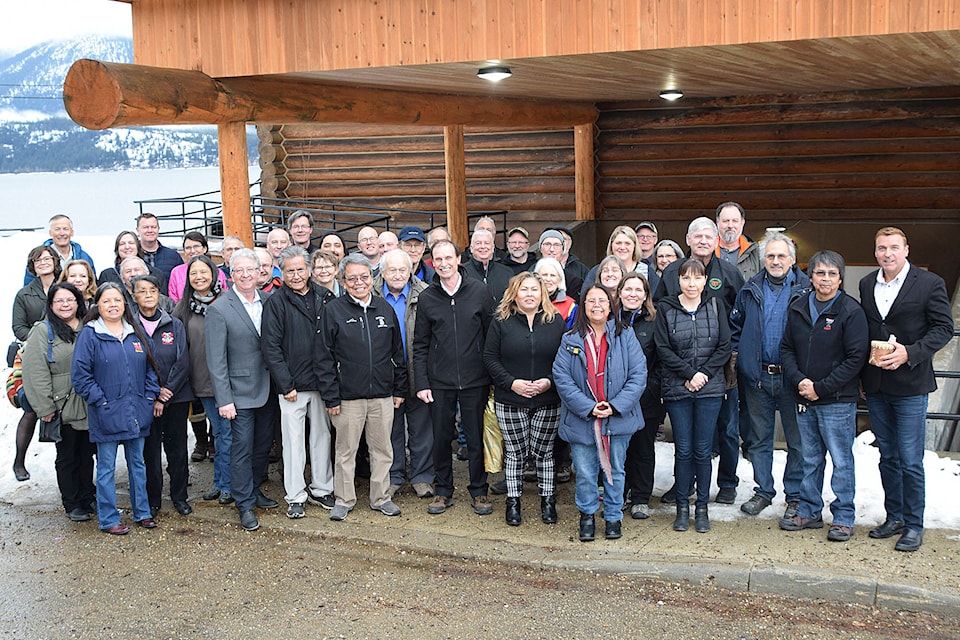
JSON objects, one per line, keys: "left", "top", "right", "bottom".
{"left": 489, "top": 480, "right": 507, "bottom": 495}
{"left": 714, "top": 487, "right": 737, "bottom": 504}
{"left": 286, "top": 502, "right": 305, "bottom": 519}
{"left": 307, "top": 490, "right": 335, "bottom": 510}
{"left": 740, "top": 494, "right": 772, "bottom": 515}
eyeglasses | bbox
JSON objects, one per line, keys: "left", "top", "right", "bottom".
{"left": 314, "top": 264, "right": 335, "bottom": 272}
{"left": 345, "top": 274, "right": 371, "bottom": 284}
{"left": 34, "top": 255, "right": 54, "bottom": 263}
{"left": 812, "top": 270, "right": 840, "bottom": 278}
{"left": 637, "top": 234, "right": 657, "bottom": 240}
{"left": 52, "top": 298, "right": 76, "bottom": 305}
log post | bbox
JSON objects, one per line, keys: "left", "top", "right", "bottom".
{"left": 218, "top": 122, "right": 252, "bottom": 247}
{"left": 444, "top": 125, "right": 468, "bottom": 250}
{"left": 574, "top": 123, "right": 596, "bottom": 221}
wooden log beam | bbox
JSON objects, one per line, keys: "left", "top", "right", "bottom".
{"left": 63, "top": 59, "right": 597, "bottom": 130}
{"left": 218, "top": 122, "right": 253, "bottom": 247}
{"left": 574, "top": 123, "right": 596, "bottom": 221}
{"left": 444, "top": 125, "right": 468, "bottom": 250}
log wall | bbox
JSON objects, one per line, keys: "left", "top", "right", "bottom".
{"left": 258, "top": 85, "right": 960, "bottom": 290}
{"left": 595, "top": 86, "right": 960, "bottom": 291}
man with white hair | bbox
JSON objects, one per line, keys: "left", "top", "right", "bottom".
{"left": 463, "top": 228, "right": 512, "bottom": 304}
{"left": 374, "top": 249, "right": 434, "bottom": 499}
{"left": 120, "top": 256, "right": 175, "bottom": 313}
{"left": 24, "top": 214, "right": 96, "bottom": 286}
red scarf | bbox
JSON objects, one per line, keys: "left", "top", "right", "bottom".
{"left": 584, "top": 328, "right": 613, "bottom": 484}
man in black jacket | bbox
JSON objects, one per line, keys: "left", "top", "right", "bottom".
{"left": 463, "top": 228, "right": 513, "bottom": 304}
{"left": 317, "top": 254, "right": 407, "bottom": 522}
{"left": 414, "top": 240, "right": 495, "bottom": 516}
{"left": 859, "top": 227, "right": 954, "bottom": 552}
{"left": 261, "top": 246, "right": 336, "bottom": 519}
{"left": 654, "top": 217, "right": 746, "bottom": 504}
{"left": 780, "top": 250, "right": 868, "bottom": 542}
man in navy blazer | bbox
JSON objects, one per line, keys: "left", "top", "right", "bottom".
{"left": 206, "top": 249, "right": 280, "bottom": 532}
{"left": 859, "top": 227, "right": 954, "bottom": 552}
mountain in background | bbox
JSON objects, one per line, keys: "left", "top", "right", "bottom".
{"left": 0, "top": 36, "right": 255, "bottom": 173}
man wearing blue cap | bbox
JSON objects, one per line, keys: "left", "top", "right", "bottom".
{"left": 398, "top": 226, "right": 435, "bottom": 283}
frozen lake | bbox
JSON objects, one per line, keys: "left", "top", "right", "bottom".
{"left": 0, "top": 166, "right": 259, "bottom": 235}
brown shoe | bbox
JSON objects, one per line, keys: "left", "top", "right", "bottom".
{"left": 427, "top": 495, "right": 453, "bottom": 515}
{"left": 472, "top": 494, "right": 493, "bottom": 516}
{"left": 191, "top": 441, "right": 207, "bottom": 462}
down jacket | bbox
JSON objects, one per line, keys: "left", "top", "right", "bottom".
{"left": 552, "top": 320, "right": 647, "bottom": 445}
{"left": 655, "top": 295, "right": 732, "bottom": 402}
{"left": 71, "top": 318, "right": 159, "bottom": 443}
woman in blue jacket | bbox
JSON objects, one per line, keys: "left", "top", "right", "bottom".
{"left": 132, "top": 275, "right": 194, "bottom": 517}
{"left": 72, "top": 282, "right": 160, "bottom": 535}
{"left": 553, "top": 285, "right": 647, "bottom": 542}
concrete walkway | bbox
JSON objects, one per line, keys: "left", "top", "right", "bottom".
{"left": 179, "top": 458, "right": 960, "bottom": 619}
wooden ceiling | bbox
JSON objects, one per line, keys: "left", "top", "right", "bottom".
{"left": 287, "top": 31, "right": 960, "bottom": 103}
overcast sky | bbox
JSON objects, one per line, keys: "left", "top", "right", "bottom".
{"left": 2, "top": 0, "right": 131, "bottom": 55}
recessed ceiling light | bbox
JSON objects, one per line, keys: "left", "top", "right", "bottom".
{"left": 477, "top": 66, "right": 512, "bottom": 82}
{"left": 660, "top": 89, "right": 684, "bottom": 101}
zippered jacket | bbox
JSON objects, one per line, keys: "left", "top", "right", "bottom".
{"left": 261, "top": 282, "right": 334, "bottom": 395}
{"left": 781, "top": 290, "right": 869, "bottom": 405}
{"left": 483, "top": 311, "right": 565, "bottom": 408}
{"left": 655, "top": 295, "right": 732, "bottom": 402}
{"left": 413, "top": 269, "right": 492, "bottom": 391}
{"left": 317, "top": 294, "right": 406, "bottom": 405}
{"left": 552, "top": 320, "right": 647, "bottom": 445}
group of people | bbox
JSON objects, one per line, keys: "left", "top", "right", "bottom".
{"left": 10, "top": 206, "right": 953, "bottom": 553}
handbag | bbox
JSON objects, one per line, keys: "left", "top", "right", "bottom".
{"left": 39, "top": 411, "right": 62, "bottom": 443}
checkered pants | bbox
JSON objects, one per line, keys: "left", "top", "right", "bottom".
{"left": 494, "top": 401, "right": 561, "bottom": 497}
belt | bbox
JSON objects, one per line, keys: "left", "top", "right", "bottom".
{"left": 762, "top": 363, "right": 783, "bottom": 375}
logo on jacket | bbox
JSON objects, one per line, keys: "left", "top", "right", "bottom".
{"left": 132, "top": 341, "right": 144, "bottom": 352}
{"left": 161, "top": 331, "right": 174, "bottom": 345}
{"left": 708, "top": 278, "right": 722, "bottom": 290}
{"left": 375, "top": 315, "right": 388, "bottom": 328}
{"left": 824, "top": 318, "right": 834, "bottom": 331}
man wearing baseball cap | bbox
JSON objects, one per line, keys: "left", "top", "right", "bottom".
{"left": 398, "top": 226, "right": 435, "bottom": 283}
{"left": 635, "top": 221, "right": 661, "bottom": 292}
{"left": 501, "top": 226, "right": 538, "bottom": 275}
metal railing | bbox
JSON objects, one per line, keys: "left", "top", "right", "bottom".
{"left": 136, "top": 182, "right": 509, "bottom": 250}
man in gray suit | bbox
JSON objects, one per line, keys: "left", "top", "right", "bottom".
{"left": 206, "top": 249, "right": 280, "bottom": 532}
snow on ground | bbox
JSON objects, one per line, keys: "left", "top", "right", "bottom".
{"left": 0, "top": 232, "right": 958, "bottom": 529}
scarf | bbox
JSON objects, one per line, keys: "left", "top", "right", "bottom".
{"left": 189, "top": 285, "right": 219, "bottom": 317}
{"left": 584, "top": 327, "right": 613, "bottom": 485}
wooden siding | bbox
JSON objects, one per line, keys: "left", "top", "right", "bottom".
{"left": 595, "top": 85, "right": 960, "bottom": 292}
{"left": 258, "top": 123, "right": 577, "bottom": 227}
{"left": 128, "top": 0, "right": 960, "bottom": 76}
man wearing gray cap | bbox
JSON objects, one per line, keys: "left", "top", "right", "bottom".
{"left": 501, "top": 226, "right": 538, "bottom": 275}
{"left": 635, "top": 221, "right": 661, "bottom": 292}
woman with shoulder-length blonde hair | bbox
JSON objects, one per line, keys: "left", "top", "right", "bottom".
{"left": 59, "top": 259, "right": 98, "bottom": 303}
{"left": 483, "top": 273, "right": 566, "bottom": 526}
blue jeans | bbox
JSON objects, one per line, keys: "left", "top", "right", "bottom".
{"left": 96, "top": 437, "right": 150, "bottom": 529}
{"left": 201, "top": 397, "right": 232, "bottom": 494}
{"left": 865, "top": 393, "right": 928, "bottom": 532}
{"left": 570, "top": 434, "right": 630, "bottom": 522}
{"left": 796, "top": 402, "right": 857, "bottom": 527}
{"left": 741, "top": 374, "right": 803, "bottom": 502}
{"left": 667, "top": 396, "right": 723, "bottom": 508}
{"left": 715, "top": 388, "right": 740, "bottom": 490}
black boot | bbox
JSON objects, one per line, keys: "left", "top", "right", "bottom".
{"left": 504, "top": 496, "right": 521, "bottom": 526}
{"left": 578, "top": 511, "right": 595, "bottom": 542}
{"left": 673, "top": 505, "right": 690, "bottom": 531}
{"left": 540, "top": 495, "right": 557, "bottom": 524}
{"left": 695, "top": 505, "right": 710, "bottom": 533}
{"left": 604, "top": 520, "right": 622, "bottom": 539}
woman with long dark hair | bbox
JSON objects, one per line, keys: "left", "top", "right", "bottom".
{"left": 21, "top": 283, "right": 93, "bottom": 521}
{"left": 97, "top": 231, "right": 165, "bottom": 288}
{"left": 618, "top": 273, "right": 663, "bottom": 520}
{"left": 655, "top": 259, "right": 732, "bottom": 534}
{"left": 553, "top": 285, "right": 647, "bottom": 542}
{"left": 11, "top": 245, "right": 62, "bottom": 481}
{"left": 483, "top": 273, "right": 566, "bottom": 526}
{"left": 72, "top": 282, "right": 160, "bottom": 535}
{"left": 166, "top": 231, "right": 228, "bottom": 302}
{"left": 172, "top": 255, "right": 232, "bottom": 504}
